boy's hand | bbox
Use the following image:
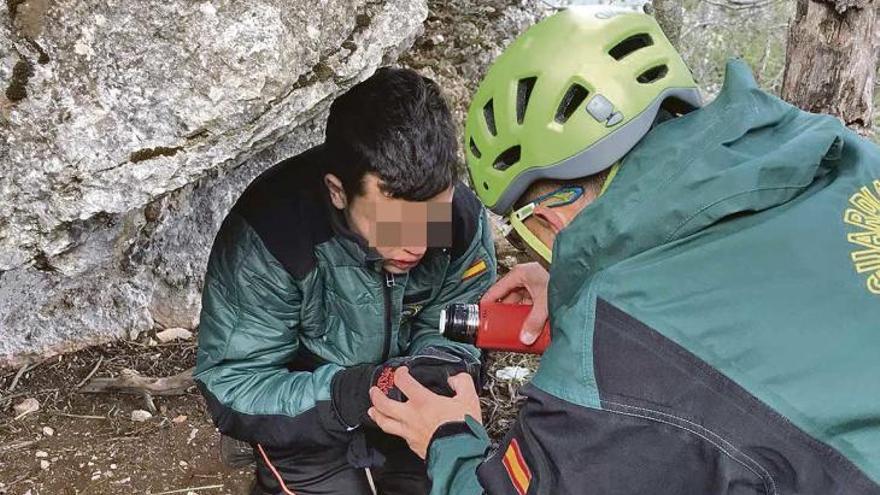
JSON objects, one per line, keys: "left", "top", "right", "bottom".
{"left": 481, "top": 262, "right": 549, "bottom": 345}
{"left": 368, "top": 367, "right": 482, "bottom": 459}
{"left": 328, "top": 346, "right": 479, "bottom": 431}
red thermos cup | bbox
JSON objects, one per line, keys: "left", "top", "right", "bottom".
{"left": 439, "top": 302, "right": 551, "bottom": 354}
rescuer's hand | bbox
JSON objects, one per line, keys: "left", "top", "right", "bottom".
{"left": 368, "top": 368, "right": 481, "bottom": 459}
{"left": 481, "top": 261, "right": 549, "bottom": 345}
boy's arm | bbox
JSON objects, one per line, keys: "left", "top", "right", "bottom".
{"left": 194, "top": 213, "right": 347, "bottom": 448}
{"left": 407, "top": 208, "right": 497, "bottom": 356}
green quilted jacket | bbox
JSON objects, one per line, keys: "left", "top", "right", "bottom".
{"left": 194, "top": 145, "right": 497, "bottom": 448}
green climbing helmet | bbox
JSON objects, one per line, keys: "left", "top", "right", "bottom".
{"left": 465, "top": 5, "right": 702, "bottom": 215}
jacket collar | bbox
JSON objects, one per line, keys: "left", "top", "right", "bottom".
{"left": 323, "top": 195, "right": 386, "bottom": 270}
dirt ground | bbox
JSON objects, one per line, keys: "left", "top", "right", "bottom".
{"left": 0, "top": 340, "right": 253, "bottom": 495}
{"left": 0, "top": 338, "right": 534, "bottom": 495}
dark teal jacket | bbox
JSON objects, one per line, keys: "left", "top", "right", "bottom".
{"left": 194, "top": 146, "right": 496, "bottom": 448}
{"left": 428, "top": 60, "right": 880, "bottom": 494}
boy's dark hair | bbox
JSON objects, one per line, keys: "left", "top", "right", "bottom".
{"left": 324, "top": 67, "right": 459, "bottom": 201}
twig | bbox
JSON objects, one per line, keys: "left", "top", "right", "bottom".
{"left": 6, "top": 356, "right": 53, "bottom": 392}
{"left": 0, "top": 440, "right": 37, "bottom": 454}
{"left": 0, "top": 388, "right": 61, "bottom": 406}
{"left": 75, "top": 356, "right": 104, "bottom": 388}
{"left": 80, "top": 367, "right": 195, "bottom": 396}
{"left": 13, "top": 408, "right": 36, "bottom": 420}
{"left": 148, "top": 484, "right": 225, "bottom": 495}
{"left": 7, "top": 363, "right": 29, "bottom": 393}
{"left": 143, "top": 391, "right": 158, "bottom": 414}
{"left": 4, "top": 474, "right": 28, "bottom": 488}
{"left": 45, "top": 411, "right": 107, "bottom": 420}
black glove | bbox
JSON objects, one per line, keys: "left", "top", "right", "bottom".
{"left": 327, "top": 363, "right": 378, "bottom": 430}
{"left": 379, "top": 345, "right": 481, "bottom": 402}
{"left": 326, "top": 346, "right": 481, "bottom": 430}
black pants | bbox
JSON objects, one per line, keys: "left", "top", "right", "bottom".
{"left": 250, "top": 430, "right": 430, "bottom": 495}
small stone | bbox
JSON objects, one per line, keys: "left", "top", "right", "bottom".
{"left": 35, "top": 450, "right": 49, "bottom": 458}
{"left": 13, "top": 398, "right": 40, "bottom": 417}
{"left": 155, "top": 327, "right": 193, "bottom": 342}
{"left": 110, "top": 463, "right": 117, "bottom": 469}
{"left": 171, "top": 414, "right": 188, "bottom": 424}
{"left": 42, "top": 426, "right": 55, "bottom": 436}
{"left": 179, "top": 460, "right": 188, "bottom": 466}
{"left": 130, "top": 410, "right": 152, "bottom": 422}
{"left": 186, "top": 427, "right": 198, "bottom": 445}
{"left": 495, "top": 366, "right": 532, "bottom": 381}
{"left": 40, "top": 459, "right": 50, "bottom": 470}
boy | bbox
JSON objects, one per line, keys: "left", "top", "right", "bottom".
{"left": 195, "top": 67, "right": 496, "bottom": 494}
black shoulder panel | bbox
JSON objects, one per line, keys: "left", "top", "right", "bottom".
{"left": 592, "top": 299, "right": 880, "bottom": 495}
{"left": 450, "top": 182, "right": 483, "bottom": 261}
{"left": 232, "top": 145, "right": 333, "bottom": 279}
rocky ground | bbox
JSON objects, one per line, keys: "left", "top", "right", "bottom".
{"left": 0, "top": 337, "right": 535, "bottom": 495}
{"left": 0, "top": 1, "right": 548, "bottom": 493}
{"left": 0, "top": 339, "right": 252, "bottom": 495}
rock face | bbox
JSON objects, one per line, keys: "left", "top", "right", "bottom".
{"left": 0, "top": 0, "right": 428, "bottom": 365}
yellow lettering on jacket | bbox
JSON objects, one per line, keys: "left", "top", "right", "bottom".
{"left": 845, "top": 180, "right": 880, "bottom": 294}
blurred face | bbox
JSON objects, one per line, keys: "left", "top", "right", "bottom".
{"left": 325, "top": 173, "right": 454, "bottom": 274}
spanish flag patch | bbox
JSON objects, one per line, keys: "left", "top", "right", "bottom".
{"left": 502, "top": 438, "right": 531, "bottom": 495}
{"left": 462, "top": 259, "right": 488, "bottom": 281}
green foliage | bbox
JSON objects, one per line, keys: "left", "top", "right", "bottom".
{"left": 677, "top": 0, "right": 794, "bottom": 97}
{"left": 558, "top": 0, "right": 794, "bottom": 96}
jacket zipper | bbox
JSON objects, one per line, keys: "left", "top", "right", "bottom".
{"left": 382, "top": 271, "right": 395, "bottom": 361}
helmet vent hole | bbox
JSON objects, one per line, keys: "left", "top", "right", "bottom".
{"left": 493, "top": 145, "right": 521, "bottom": 171}
{"left": 516, "top": 77, "right": 537, "bottom": 125}
{"left": 609, "top": 33, "right": 653, "bottom": 60}
{"left": 483, "top": 100, "right": 497, "bottom": 136}
{"left": 469, "top": 138, "right": 482, "bottom": 159}
{"left": 555, "top": 84, "right": 589, "bottom": 124}
{"left": 637, "top": 65, "right": 669, "bottom": 84}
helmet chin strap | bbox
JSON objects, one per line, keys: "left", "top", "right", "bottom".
{"left": 508, "top": 162, "right": 622, "bottom": 265}
{"left": 509, "top": 203, "right": 553, "bottom": 264}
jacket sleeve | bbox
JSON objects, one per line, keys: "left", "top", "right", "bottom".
{"left": 426, "top": 416, "right": 491, "bottom": 495}
{"left": 194, "top": 213, "right": 345, "bottom": 448}
{"left": 406, "top": 207, "right": 497, "bottom": 356}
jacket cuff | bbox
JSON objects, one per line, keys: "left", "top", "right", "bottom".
{"left": 426, "top": 415, "right": 490, "bottom": 471}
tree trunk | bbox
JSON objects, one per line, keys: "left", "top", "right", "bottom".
{"left": 781, "top": 0, "right": 878, "bottom": 135}
{"left": 651, "top": 0, "right": 684, "bottom": 50}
